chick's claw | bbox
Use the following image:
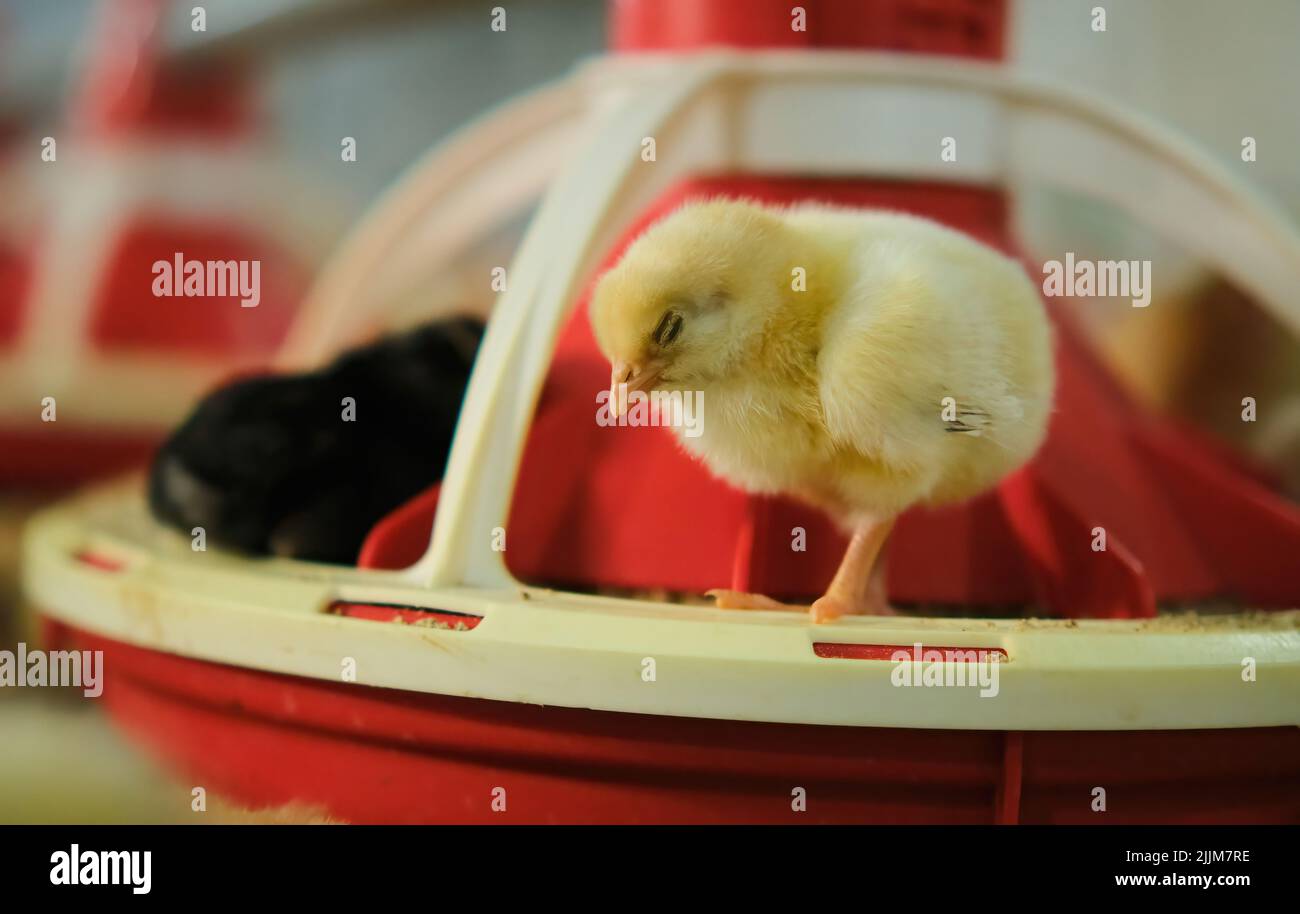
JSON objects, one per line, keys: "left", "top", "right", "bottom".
{"left": 705, "top": 589, "right": 793, "bottom": 611}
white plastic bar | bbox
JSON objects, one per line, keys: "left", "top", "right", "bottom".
{"left": 591, "top": 52, "right": 1300, "bottom": 332}
{"left": 410, "top": 62, "right": 735, "bottom": 588}
{"left": 279, "top": 78, "right": 586, "bottom": 366}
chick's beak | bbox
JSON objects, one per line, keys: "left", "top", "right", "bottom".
{"left": 610, "top": 360, "right": 663, "bottom": 418}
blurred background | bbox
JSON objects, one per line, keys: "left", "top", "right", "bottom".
{"left": 1, "top": 0, "right": 1297, "bottom": 822}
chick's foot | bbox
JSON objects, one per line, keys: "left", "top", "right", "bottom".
{"left": 808, "top": 515, "right": 897, "bottom": 623}
{"left": 809, "top": 592, "right": 896, "bottom": 624}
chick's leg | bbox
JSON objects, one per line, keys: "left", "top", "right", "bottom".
{"left": 810, "top": 516, "right": 896, "bottom": 624}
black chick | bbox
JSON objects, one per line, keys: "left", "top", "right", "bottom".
{"left": 148, "top": 316, "right": 483, "bottom": 563}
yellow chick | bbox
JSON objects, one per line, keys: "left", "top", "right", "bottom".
{"left": 590, "top": 199, "right": 1054, "bottom": 622}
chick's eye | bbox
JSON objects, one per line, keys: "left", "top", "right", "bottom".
{"left": 652, "top": 310, "right": 684, "bottom": 346}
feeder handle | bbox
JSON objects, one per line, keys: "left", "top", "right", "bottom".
{"left": 409, "top": 62, "right": 732, "bottom": 589}
{"left": 278, "top": 78, "right": 585, "bottom": 366}
{"left": 409, "top": 52, "right": 1300, "bottom": 589}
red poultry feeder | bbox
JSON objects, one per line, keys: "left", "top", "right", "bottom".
{"left": 0, "top": 0, "right": 334, "bottom": 487}
{"left": 23, "top": 0, "right": 1300, "bottom": 823}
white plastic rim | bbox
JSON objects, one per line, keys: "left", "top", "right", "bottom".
{"left": 23, "top": 484, "right": 1300, "bottom": 730}
{"left": 22, "top": 52, "right": 1300, "bottom": 731}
